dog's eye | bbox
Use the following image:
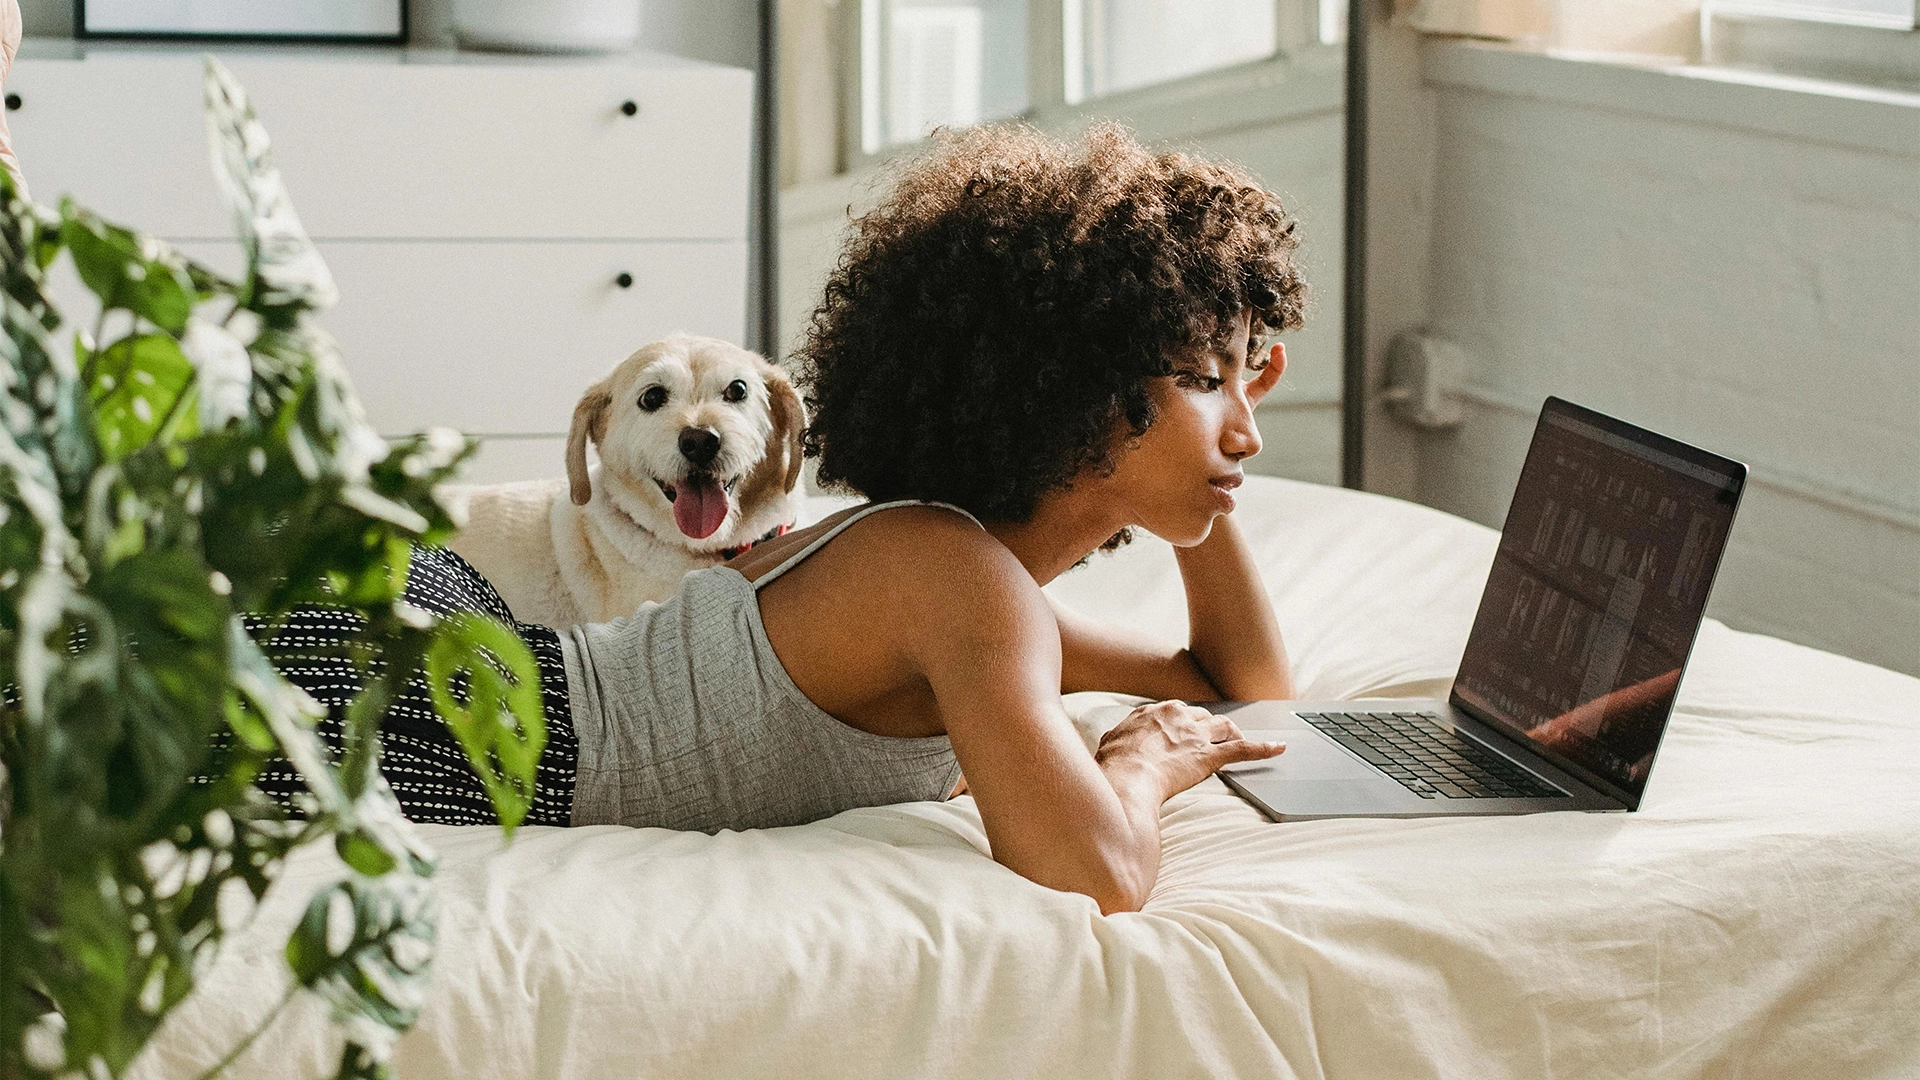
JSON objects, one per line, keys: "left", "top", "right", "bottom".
{"left": 639, "top": 386, "right": 669, "bottom": 412}
{"left": 722, "top": 379, "right": 749, "bottom": 404}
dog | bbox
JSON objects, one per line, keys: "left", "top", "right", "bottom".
{"left": 447, "top": 334, "right": 805, "bottom": 628}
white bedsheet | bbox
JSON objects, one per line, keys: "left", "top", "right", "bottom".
{"left": 135, "top": 478, "right": 1920, "bottom": 1080}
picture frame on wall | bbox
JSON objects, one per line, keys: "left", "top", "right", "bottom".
{"left": 76, "top": 0, "right": 408, "bottom": 44}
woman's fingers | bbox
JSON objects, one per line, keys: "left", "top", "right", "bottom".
{"left": 1203, "top": 711, "right": 1284, "bottom": 766}
{"left": 1122, "top": 700, "right": 1276, "bottom": 759}
{"left": 1100, "top": 700, "right": 1285, "bottom": 796}
{"left": 1246, "top": 343, "right": 1286, "bottom": 405}
{"left": 1212, "top": 737, "right": 1287, "bottom": 766}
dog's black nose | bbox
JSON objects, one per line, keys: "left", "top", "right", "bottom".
{"left": 678, "top": 426, "right": 722, "bottom": 467}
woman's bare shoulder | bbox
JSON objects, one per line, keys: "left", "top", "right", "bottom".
{"left": 833, "top": 508, "right": 1060, "bottom": 685}
{"left": 732, "top": 502, "right": 1011, "bottom": 585}
{"left": 837, "top": 504, "right": 1026, "bottom": 591}
{"left": 750, "top": 502, "right": 1056, "bottom": 704}
{"left": 785, "top": 503, "right": 1044, "bottom": 634}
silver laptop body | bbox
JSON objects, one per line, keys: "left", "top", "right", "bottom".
{"left": 1219, "top": 397, "right": 1746, "bottom": 821}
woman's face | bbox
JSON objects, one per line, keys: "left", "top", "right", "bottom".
{"left": 1105, "top": 309, "right": 1285, "bottom": 546}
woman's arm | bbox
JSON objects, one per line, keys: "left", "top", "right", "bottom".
{"left": 1171, "top": 514, "right": 1293, "bottom": 700}
{"left": 905, "top": 538, "right": 1282, "bottom": 914}
{"left": 1053, "top": 514, "right": 1292, "bottom": 702}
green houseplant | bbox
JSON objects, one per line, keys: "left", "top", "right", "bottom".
{"left": 0, "top": 60, "right": 545, "bottom": 1080}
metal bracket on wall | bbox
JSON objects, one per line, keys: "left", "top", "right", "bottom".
{"left": 1383, "top": 331, "right": 1467, "bottom": 430}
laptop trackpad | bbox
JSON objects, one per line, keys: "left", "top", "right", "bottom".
{"left": 1221, "top": 727, "right": 1380, "bottom": 782}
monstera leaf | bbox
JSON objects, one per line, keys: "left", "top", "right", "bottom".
{"left": 0, "top": 58, "right": 546, "bottom": 1080}
{"left": 202, "top": 59, "right": 338, "bottom": 318}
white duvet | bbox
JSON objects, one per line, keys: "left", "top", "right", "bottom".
{"left": 135, "top": 478, "right": 1920, "bottom": 1080}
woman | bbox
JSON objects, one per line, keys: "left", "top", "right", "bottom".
{"left": 256, "top": 123, "right": 1306, "bottom": 915}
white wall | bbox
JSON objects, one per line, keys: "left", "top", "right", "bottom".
{"left": 779, "top": 49, "right": 1350, "bottom": 486}
{"left": 1403, "top": 43, "right": 1920, "bottom": 675}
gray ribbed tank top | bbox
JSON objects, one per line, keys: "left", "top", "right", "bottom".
{"left": 559, "top": 500, "right": 976, "bottom": 832}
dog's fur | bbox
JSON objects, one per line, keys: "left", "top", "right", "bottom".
{"left": 446, "top": 334, "right": 805, "bottom": 628}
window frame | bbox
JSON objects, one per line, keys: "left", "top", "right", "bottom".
{"left": 1703, "top": 0, "right": 1918, "bottom": 31}
{"left": 838, "top": 0, "right": 1334, "bottom": 173}
{"left": 1701, "top": 0, "right": 1920, "bottom": 91}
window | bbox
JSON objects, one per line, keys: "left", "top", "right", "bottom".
{"left": 1705, "top": 0, "right": 1917, "bottom": 29}
{"left": 851, "top": 0, "right": 1331, "bottom": 157}
{"left": 860, "top": 0, "right": 1031, "bottom": 153}
{"left": 1702, "top": 0, "right": 1920, "bottom": 90}
{"left": 1063, "top": 0, "right": 1278, "bottom": 104}
{"left": 1320, "top": 0, "right": 1349, "bottom": 47}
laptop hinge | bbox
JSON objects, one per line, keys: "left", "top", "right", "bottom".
{"left": 1445, "top": 705, "right": 1635, "bottom": 809}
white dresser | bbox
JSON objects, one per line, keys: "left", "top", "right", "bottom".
{"left": 7, "top": 42, "right": 753, "bottom": 482}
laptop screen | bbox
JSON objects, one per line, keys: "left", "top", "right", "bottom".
{"left": 1450, "top": 398, "right": 1745, "bottom": 806}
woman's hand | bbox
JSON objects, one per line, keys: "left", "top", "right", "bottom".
{"left": 1246, "top": 342, "right": 1287, "bottom": 405}
{"left": 1094, "top": 700, "right": 1285, "bottom": 802}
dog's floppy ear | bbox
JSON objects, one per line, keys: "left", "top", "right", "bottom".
{"left": 566, "top": 379, "right": 613, "bottom": 506}
{"left": 765, "top": 364, "right": 806, "bottom": 494}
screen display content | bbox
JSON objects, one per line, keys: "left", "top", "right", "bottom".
{"left": 1452, "top": 402, "right": 1743, "bottom": 799}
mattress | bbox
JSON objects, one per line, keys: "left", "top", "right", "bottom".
{"left": 133, "top": 477, "right": 1920, "bottom": 1079}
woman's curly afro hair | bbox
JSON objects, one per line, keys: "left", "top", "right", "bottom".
{"left": 795, "top": 122, "right": 1307, "bottom": 522}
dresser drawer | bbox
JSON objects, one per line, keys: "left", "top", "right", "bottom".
{"left": 161, "top": 239, "right": 748, "bottom": 437}
{"left": 9, "top": 49, "right": 752, "bottom": 241}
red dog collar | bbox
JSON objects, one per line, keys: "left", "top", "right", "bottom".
{"left": 719, "top": 522, "right": 791, "bottom": 562}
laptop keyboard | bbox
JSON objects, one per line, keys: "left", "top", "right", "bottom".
{"left": 1298, "top": 712, "right": 1568, "bottom": 800}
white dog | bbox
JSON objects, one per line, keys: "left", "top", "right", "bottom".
{"left": 447, "top": 334, "right": 805, "bottom": 628}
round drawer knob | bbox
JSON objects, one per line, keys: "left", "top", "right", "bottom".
{"left": 614, "top": 272, "right": 634, "bottom": 289}
{"left": 4, "top": 94, "right": 20, "bottom": 112}
{"left": 620, "top": 99, "right": 638, "bottom": 117}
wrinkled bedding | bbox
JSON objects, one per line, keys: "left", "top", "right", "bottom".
{"left": 134, "top": 477, "right": 1920, "bottom": 1079}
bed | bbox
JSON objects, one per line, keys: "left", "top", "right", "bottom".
{"left": 132, "top": 476, "right": 1920, "bottom": 1079}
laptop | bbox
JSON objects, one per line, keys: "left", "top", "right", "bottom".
{"left": 1218, "top": 397, "right": 1746, "bottom": 819}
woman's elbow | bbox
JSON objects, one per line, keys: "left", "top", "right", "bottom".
{"left": 1007, "top": 855, "right": 1152, "bottom": 915}
{"left": 1186, "top": 650, "right": 1292, "bottom": 702}
{"left": 1083, "top": 860, "right": 1155, "bottom": 915}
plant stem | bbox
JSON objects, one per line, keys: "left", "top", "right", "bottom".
{"left": 79, "top": 306, "right": 108, "bottom": 385}
{"left": 151, "top": 368, "right": 199, "bottom": 444}
{"left": 190, "top": 982, "right": 296, "bottom": 1080}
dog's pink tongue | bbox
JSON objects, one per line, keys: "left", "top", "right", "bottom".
{"left": 673, "top": 475, "right": 729, "bottom": 539}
